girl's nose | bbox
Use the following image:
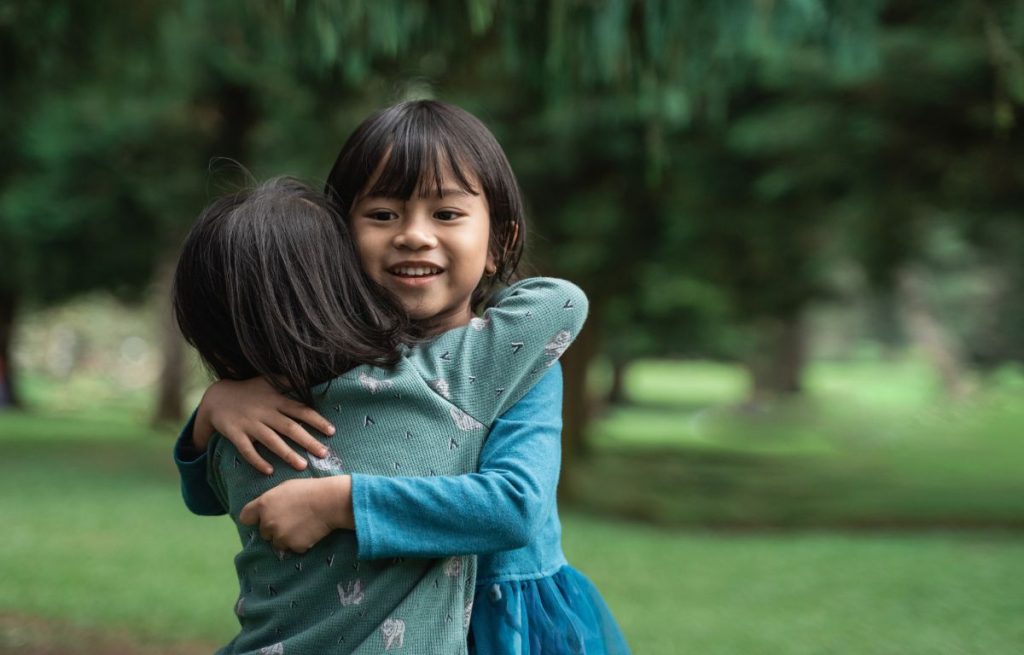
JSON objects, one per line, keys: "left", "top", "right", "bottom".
{"left": 393, "top": 216, "right": 438, "bottom": 250}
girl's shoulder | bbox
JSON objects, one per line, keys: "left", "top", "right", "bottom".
{"left": 408, "top": 277, "right": 588, "bottom": 358}
{"left": 486, "top": 277, "right": 588, "bottom": 314}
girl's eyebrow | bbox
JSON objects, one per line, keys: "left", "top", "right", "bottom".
{"left": 431, "top": 187, "right": 477, "bottom": 198}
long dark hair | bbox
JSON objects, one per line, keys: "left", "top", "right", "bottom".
{"left": 173, "top": 176, "right": 410, "bottom": 405}
{"left": 325, "top": 100, "right": 527, "bottom": 309}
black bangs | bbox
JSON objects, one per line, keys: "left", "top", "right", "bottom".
{"left": 363, "top": 114, "right": 482, "bottom": 202}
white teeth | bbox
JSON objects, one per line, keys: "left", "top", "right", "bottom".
{"left": 392, "top": 266, "right": 441, "bottom": 277}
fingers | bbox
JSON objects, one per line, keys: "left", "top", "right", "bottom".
{"left": 275, "top": 539, "right": 309, "bottom": 554}
{"left": 273, "top": 417, "right": 329, "bottom": 459}
{"left": 239, "top": 499, "right": 259, "bottom": 526}
{"left": 239, "top": 493, "right": 303, "bottom": 552}
{"left": 240, "top": 506, "right": 310, "bottom": 554}
{"left": 280, "top": 401, "right": 336, "bottom": 438}
{"left": 252, "top": 424, "right": 308, "bottom": 471}
{"left": 228, "top": 429, "right": 275, "bottom": 475}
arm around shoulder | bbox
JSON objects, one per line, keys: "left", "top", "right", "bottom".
{"left": 350, "top": 364, "right": 565, "bottom": 560}
{"left": 409, "top": 277, "right": 588, "bottom": 424}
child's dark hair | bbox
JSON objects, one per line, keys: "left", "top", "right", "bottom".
{"left": 173, "top": 176, "right": 410, "bottom": 405}
{"left": 325, "top": 100, "right": 526, "bottom": 309}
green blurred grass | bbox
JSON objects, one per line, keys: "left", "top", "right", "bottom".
{"left": 576, "top": 358, "right": 1024, "bottom": 527}
{"left": 2, "top": 358, "right": 1024, "bottom": 652}
{"left": 1, "top": 436, "right": 1022, "bottom": 653}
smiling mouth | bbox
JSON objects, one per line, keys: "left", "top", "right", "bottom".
{"left": 388, "top": 265, "right": 444, "bottom": 278}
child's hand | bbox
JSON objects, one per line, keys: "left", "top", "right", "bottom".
{"left": 194, "top": 378, "right": 336, "bottom": 475}
{"left": 239, "top": 476, "right": 354, "bottom": 553}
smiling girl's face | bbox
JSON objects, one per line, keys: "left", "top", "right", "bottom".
{"left": 349, "top": 165, "right": 496, "bottom": 335}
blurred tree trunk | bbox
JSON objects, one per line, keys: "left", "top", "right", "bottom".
{"left": 0, "top": 290, "right": 20, "bottom": 409}
{"left": 559, "top": 303, "right": 601, "bottom": 497}
{"left": 151, "top": 81, "right": 258, "bottom": 426}
{"left": 746, "top": 312, "right": 807, "bottom": 402}
{"left": 898, "top": 269, "right": 971, "bottom": 399}
{"left": 152, "top": 255, "right": 185, "bottom": 425}
{"left": 607, "top": 355, "right": 630, "bottom": 406}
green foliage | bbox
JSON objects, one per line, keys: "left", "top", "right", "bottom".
{"left": 1, "top": 0, "right": 413, "bottom": 305}
{"left": 5, "top": 0, "right": 1024, "bottom": 399}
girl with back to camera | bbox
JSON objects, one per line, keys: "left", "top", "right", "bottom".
{"left": 175, "top": 101, "right": 630, "bottom": 654}
{"left": 176, "top": 175, "right": 587, "bottom": 653}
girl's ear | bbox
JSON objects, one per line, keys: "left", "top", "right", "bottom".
{"left": 484, "top": 256, "right": 498, "bottom": 277}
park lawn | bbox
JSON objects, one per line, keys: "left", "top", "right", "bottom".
{"left": 2, "top": 358, "right": 1024, "bottom": 652}
{"left": 578, "top": 358, "right": 1024, "bottom": 527}
{"left": 0, "top": 430, "right": 1022, "bottom": 653}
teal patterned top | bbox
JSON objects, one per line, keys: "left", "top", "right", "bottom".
{"left": 206, "top": 278, "right": 588, "bottom": 655}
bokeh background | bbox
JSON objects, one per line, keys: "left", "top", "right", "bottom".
{"left": 2, "top": 1, "right": 1024, "bottom": 653}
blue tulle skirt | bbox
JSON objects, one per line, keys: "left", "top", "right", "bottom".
{"left": 469, "top": 565, "right": 631, "bottom": 655}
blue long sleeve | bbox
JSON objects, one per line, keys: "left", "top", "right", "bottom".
{"left": 172, "top": 410, "right": 227, "bottom": 516}
{"left": 351, "top": 363, "right": 563, "bottom": 561}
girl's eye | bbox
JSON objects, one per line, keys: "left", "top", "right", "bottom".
{"left": 367, "top": 210, "right": 397, "bottom": 221}
{"left": 435, "top": 210, "right": 461, "bottom": 221}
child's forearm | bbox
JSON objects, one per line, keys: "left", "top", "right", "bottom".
{"left": 314, "top": 476, "right": 355, "bottom": 531}
{"left": 351, "top": 461, "right": 549, "bottom": 559}
{"left": 351, "top": 365, "right": 563, "bottom": 560}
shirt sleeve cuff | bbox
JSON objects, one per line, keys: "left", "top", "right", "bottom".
{"left": 350, "top": 473, "right": 379, "bottom": 560}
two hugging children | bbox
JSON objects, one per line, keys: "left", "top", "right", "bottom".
{"left": 172, "top": 101, "right": 630, "bottom": 654}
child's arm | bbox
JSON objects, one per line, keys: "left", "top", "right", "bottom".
{"left": 173, "top": 411, "right": 226, "bottom": 516}
{"left": 351, "top": 362, "right": 564, "bottom": 559}
{"left": 239, "top": 278, "right": 586, "bottom": 551}
{"left": 238, "top": 364, "right": 564, "bottom": 556}
{"left": 411, "top": 277, "right": 588, "bottom": 424}
{"left": 173, "top": 377, "right": 337, "bottom": 515}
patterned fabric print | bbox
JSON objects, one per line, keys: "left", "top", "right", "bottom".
{"left": 444, "top": 556, "right": 463, "bottom": 578}
{"left": 359, "top": 371, "right": 395, "bottom": 394}
{"left": 381, "top": 619, "right": 406, "bottom": 651}
{"left": 469, "top": 316, "right": 490, "bottom": 331}
{"left": 449, "top": 407, "right": 484, "bottom": 431}
{"left": 543, "top": 330, "right": 573, "bottom": 366}
{"left": 338, "top": 579, "right": 364, "bottom": 606}
{"left": 430, "top": 379, "right": 451, "bottom": 399}
{"left": 258, "top": 644, "right": 284, "bottom": 655}
{"left": 307, "top": 446, "right": 344, "bottom": 472}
